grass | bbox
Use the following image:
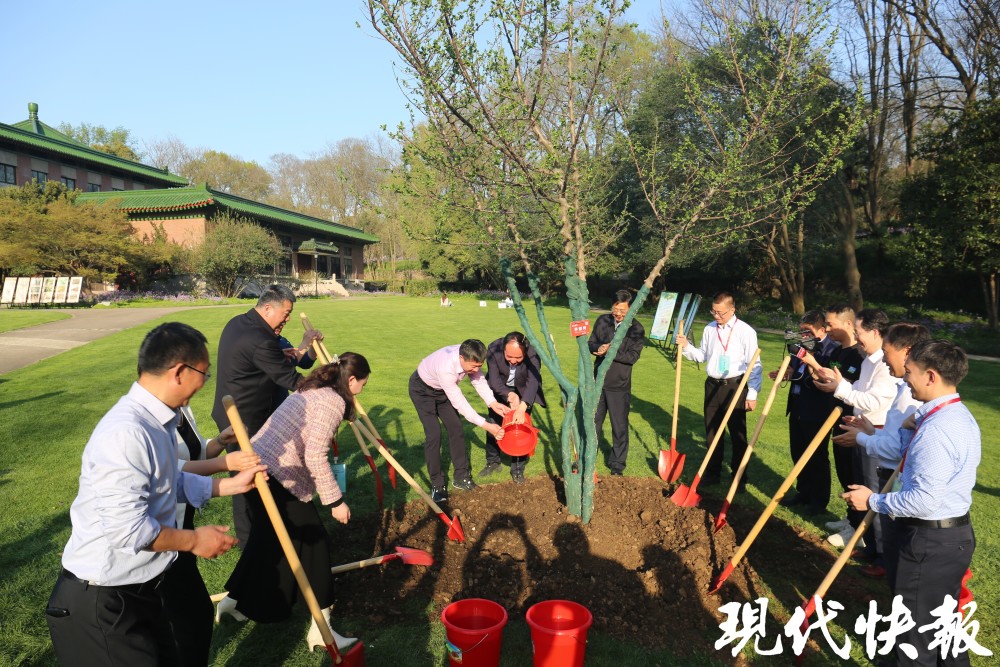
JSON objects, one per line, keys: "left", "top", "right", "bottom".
{"left": 1, "top": 293, "right": 997, "bottom": 666}
{"left": 0, "top": 310, "right": 72, "bottom": 333}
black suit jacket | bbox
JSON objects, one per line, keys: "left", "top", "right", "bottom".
{"left": 211, "top": 308, "right": 303, "bottom": 437}
{"left": 588, "top": 313, "right": 645, "bottom": 392}
{"left": 786, "top": 334, "right": 840, "bottom": 422}
{"left": 485, "top": 337, "right": 546, "bottom": 408}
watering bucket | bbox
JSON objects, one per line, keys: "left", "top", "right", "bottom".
{"left": 499, "top": 412, "right": 538, "bottom": 457}
{"left": 441, "top": 598, "right": 508, "bottom": 666}
{"left": 332, "top": 460, "right": 347, "bottom": 493}
{"left": 526, "top": 600, "right": 593, "bottom": 667}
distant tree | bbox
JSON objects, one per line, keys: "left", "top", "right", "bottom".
{"left": 900, "top": 99, "right": 1000, "bottom": 330}
{"left": 0, "top": 181, "right": 144, "bottom": 284}
{"left": 195, "top": 212, "right": 282, "bottom": 297}
{"left": 180, "top": 150, "right": 273, "bottom": 200}
{"left": 57, "top": 123, "right": 143, "bottom": 161}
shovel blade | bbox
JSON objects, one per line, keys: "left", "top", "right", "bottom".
{"left": 394, "top": 546, "right": 434, "bottom": 567}
{"left": 709, "top": 562, "right": 734, "bottom": 594}
{"left": 658, "top": 450, "right": 685, "bottom": 483}
{"left": 446, "top": 514, "right": 465, "bottom": 542}
{"left": 363, "top": 455, "right": 384, "bottom": 511}
{"left": 713, "top": 501, "right": 731, "bottom": 534}
{"left": 378, "top": 439, "right": 398, "bottom": 489}
{"left": 670, "top": 481, "right": 701, "bottom": 507}
{"left": 326, "top": 640, "right": 365, "bottom": 666}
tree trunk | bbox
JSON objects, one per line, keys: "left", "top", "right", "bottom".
{"left": 837, "top": 177, "right": 864, "bottom": 310}
{"left": 980, "top": 271, "right": 999, "bottom": 331}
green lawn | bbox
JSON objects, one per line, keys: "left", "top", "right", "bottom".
{"left": 1, "top": 295, "right": 997, "bottom": 666}
{"left": 0, "top": 310, "right": 71, "bottom": 333}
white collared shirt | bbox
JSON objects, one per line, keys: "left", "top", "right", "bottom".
{"left": 683, "top": 317, "right": 763, "bottom": 400}
{"left": 833, "top": 349, "right": 899, "bottom": 426}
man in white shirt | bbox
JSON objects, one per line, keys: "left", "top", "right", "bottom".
{"left": 676, "top": 291, "right": 762, "bottom": 487}
{"left": 46, "top": 323, "right": 264, "bottom": 667}
{"left": 815, "top": 309, "right": 898, "bottom": 569}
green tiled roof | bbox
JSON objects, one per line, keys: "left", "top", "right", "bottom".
{"left": 1, "top": 104, "right": 188, "bottom": 186}
{"left": 78, "top": 184, "right": 379, "bottom": 244}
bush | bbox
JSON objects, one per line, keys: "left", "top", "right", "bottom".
{"left": 195, "top": 213, "right": 282, "bottom": 298}
{"left": 403, "top": 278, "right": 440, "bottom": 295}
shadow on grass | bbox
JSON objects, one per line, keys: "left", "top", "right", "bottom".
{"left": 0, "top": 389, "right": 64, "bottom": 411}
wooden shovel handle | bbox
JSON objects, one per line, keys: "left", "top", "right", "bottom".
{"left": 671, "top": 320, "right": 684, "bottom": 442}
{"left": 727, "top": 407, "right": 842, "bottom": 568}
{"left": 331, "top": 554, "right": 390, "bottom": 574}
{"left": 693, "top": 348, "right": 761, "bottom": 478}
{"left": 352, "top": 419, "right": 447, "bottom": 516}
{"left": 723, "top": 355, "right": 792, "bottom": 504}
{"left": 810, "top": 468, "right": 900, "bottom": 602}
{"left": 352, "top": 397, "right": 383, "bottom": 444}
{"left": 299, "top": 313, "right": 333, "bottom": 365}
{"left": 223, "top": 395, "right": 341, "bottom": 663}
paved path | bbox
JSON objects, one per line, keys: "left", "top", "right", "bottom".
{"left": 0, "top": 307, "right": 198, "bottom": 375}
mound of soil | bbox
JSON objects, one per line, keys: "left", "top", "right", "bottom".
{"left": 332, "top": 475, "right": 766, "bottom": 660}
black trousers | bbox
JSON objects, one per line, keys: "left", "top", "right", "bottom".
{"left": 789, "top": 418, "right": 832, "bottom": 510}
{"left": 47, "top": 571, "right": 175, "bottom": 667}
{"left": 485, "top": 400, "right": 530, "bottom": 474}
{"left": 409, "top": 371, "right": 471, "bottom": 488}
{"left": 225, "top": 479, "right": 334, "bottom": 623}
{"left": 894, "top": 522, "right": 975, "bottom": 667}
{"left": 595, "top": 389, "right": 631, "bottom": 473}
{"left": 226, "top": 439, "right": 254, "bottom": 550}
{"left": 161, "top": 551, "right": 213, "bottom": 667}
{"left": 832, "top": 427, "right": 855, "bottom": 492}
{"left": 704, "top": 377, "right": 749, "bottom": 479}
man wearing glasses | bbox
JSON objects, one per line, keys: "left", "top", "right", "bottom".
{"left": 676, "top": 291, "right": 762, "bottom": 488}
{"left": 589, "top": 290, "right": 646, "bottom": 476}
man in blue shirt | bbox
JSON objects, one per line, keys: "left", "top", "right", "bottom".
{"left": 46, "top": 323, "right": 265, "bottom": 667}
{"left": 843, "top": 339, "right": 980, "bottom": 667}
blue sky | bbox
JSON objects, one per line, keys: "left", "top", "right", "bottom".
{"left": 3, "top": 1, "right": 665, "bottom": 165}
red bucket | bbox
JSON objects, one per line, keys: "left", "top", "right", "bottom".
{"left": 526, "top": 600, "right": 593, "bottom": 667}
{"left": 441, "top": 598, "right": 508, "bottom": 666}
{"left": 499, "top": 411, "right": 538, "bottom": 457}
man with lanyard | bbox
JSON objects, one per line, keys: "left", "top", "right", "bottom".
{"left": 480, "top": 331, "right": 546, "bottom": 484}
{"left": 409, "top": 339, "right": 507, "bottom": 502}
{"left": 676, "top": 291, "right": 762, "bottom": 487}
{"left": 772, "top": 310, "right": 840, "bottom": 514}
{"left": 843, "top": 339, "right": 980, "bottom": 667}
{"left": 46, "top": 323, "right": 265, "bottom": 667}
{"left": 589, "top": 290, "right": 645, "bottom": 476}
{"left": 815, "top": 309, "right": 898, "bottom": 570}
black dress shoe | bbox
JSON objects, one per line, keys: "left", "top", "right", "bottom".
{"left": 431, "top": 486, "right": 448, "bottom": 503}
{"left": 452, "top": 477, "right": 478, "bottom": 491}
{"left": 780, "top": 493, "right": 808, "bottom": 507}
{"left": 610, "top": 470, "right": 624, "bottom": 476}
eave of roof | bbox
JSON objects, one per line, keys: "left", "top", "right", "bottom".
{"left": 0, "top": 122, "right": 189, "bottom": 186}
{"left": 78, "top": 184, "right": 379, "bottom": 244}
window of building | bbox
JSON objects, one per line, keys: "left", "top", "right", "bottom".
{"left": 60, "top": 177, "right": 76, "bottom": 190}
{"left": 342, "top": 257, "right": 353, "bottom": 278}
{"left": 31, "top": 170, "right": 47, "bottom": 184}
{"left": 87, "top": 183, "right": 101, "bottom": 192}
{"left": 0, "top": 163, "right": 15, "bottom": 185}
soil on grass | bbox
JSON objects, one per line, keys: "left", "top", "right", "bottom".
{"left": 329, "top": 474, "right": 883, "bottom": 664}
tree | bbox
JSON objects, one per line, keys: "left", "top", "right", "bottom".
{"left": 180, "top": 150, "right": 273, "bottom": 200}
{"left": 0, "top": 181, "right": 145, "bottom": 284}
{"left": 900, "top": 99, "right": 1000, "bottom": 329}
{"left": 57, "top": 123, "right": 143, "bottom": 161}
{"left": 194, "top": 212, "right": 283, "bottom": 298}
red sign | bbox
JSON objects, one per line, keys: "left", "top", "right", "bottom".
{"left": 570, "top": 319, "right": 591, "bottom": 337}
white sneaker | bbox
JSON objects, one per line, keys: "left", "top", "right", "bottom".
{"left": 306, "top": 609, "right": 357, "bottom": 652}
{"left": 825, "top": 518, "right": 850, "bottom": 532}
{"left": 214, "top": 595, "right": 247, "bottom": 623}
{"left": 826, "top": 525, "right": 855, "bottom": 548}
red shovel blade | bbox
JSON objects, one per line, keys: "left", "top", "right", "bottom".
{"left": 437, "top": 512, "right": 465, "bottom": 542}
{"left": 658, "top": 448, "right": 685, "bottom": 482}
{"left": 670, "top": 477, "right": 702, "bottom": 507}
{"left": 959, "top": 568, "right": 974, "bottom": 616}
{"left": 363, "top": 454, "right": 384, "bottom": 510}
{"left": 708, "top": 561, "right": 734, "bottom": 594}
{"left": 378, "top": 439, "right": 398, "bottom": 489}
{"left": 392, "top": 546, "right": 435, "bottom": 567}
{"left": 713, "top": 500, "right": 731, "bottom": 534}
{"left": 325, "top": 639, "right": 365, "bottom": 666}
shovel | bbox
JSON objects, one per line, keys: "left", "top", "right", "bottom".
{"left": 331, "top": 546, "right": 434, "bottom": 574}
{"left": 658, "top": 320, "right": 687, "bottom": 482}
{"left": 352, "top": 419, "right": 466, "bottom": 542}
{"left": 347, "top": 421, "right": 384, "bottom": 510}
{"left": 713, "top": 355, "right": 791, "bottom": 533}
{"left": 709, "top": 407, "right": 841, "bottom": 594}
{"left": 671, "top": 348, "right": 761, "bottom": 507}
{"left": 223, "top": 395, "right": 365, "bottom": 666}
{"left": 352, "top": 397, "right": 398, "bottom": 490}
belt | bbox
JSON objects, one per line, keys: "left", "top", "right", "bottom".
{"left": 899, "top": 513, "right": 971, "bottom": 529}
{"left": 707, "top": 374, "right": 744, "bottom": 386}
{"left": 61, "top": 568, "right": 165, "bottom": 595}
{"left": 876, "top": 467, "right": 896, "bottom": 481}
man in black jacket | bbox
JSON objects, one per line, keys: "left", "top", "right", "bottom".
{"left": 211, "top": 284, "right": 322, "bottom": 545}
{"left": 589, "top": 290, "right": 645, "bottom": 476}
{"left": 479, "top": 332, "right": 546, "bottom": 483}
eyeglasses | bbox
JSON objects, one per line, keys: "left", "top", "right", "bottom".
{"left": 183, "top": 364, "right": 211, "bottom": 380}
{"left": 710, "top": 307, "right": 733, "bottom": 317}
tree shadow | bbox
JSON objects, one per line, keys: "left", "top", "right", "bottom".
{"left": 0, "top": 389, "right": 64, "bottom": 411}
{"left": 629, "top": 393, "right": 704, "bottom": 476}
